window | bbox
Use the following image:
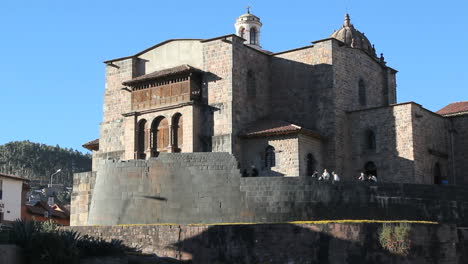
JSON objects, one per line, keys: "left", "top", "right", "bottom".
{"left": 366, "top": 130, "right": 376, "bottom": 150}
{"left": 247, "top": 70, "right": 256, "bottom": 97}
{"left": 359, "top": 79, "right": 366, "bottom": 106}
{"left": 0, "top": 179, "right": 2, "bottom": 200}
{"left": 265, "top": 146, "right": 276, "bottom": 168}
{"left": 136, "top": 119, "right": 147, "bottom": 159}
{"left": 172, "top": 113, "right": 183, "bottom": 153}
{"left": 239, "top": 27, "right": 245, "bottom": 39}
{"left": 250, "top": 27, "right": 257, "bottom": 45}
{"left": 306, "top": 154, "right": 315, "bottom": 176}
{"left": 434, "top": 162, "right": 442, "bottom": 184}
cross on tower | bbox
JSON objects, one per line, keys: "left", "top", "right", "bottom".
{"left": 246, "top": 5, "right": 251, "bottom": 14}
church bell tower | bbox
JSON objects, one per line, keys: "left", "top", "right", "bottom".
{"left": 235, "top": 6, "right": 262, "bottom": 48}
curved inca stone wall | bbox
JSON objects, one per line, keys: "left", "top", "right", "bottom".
{"left": 88, "top": 153, "right": 243, "bottom": 225}
{"left": 86, "top": 153, "right": 468, "bottom": 226}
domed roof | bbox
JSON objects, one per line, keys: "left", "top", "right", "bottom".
{"left": 330, "top": 14, "right": 376, "bottom": 56}
{"left": 236, "top": 7, "right": 261, "bottom": 24}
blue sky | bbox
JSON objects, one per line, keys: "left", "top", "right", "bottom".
{"left": 0, "top": 0, "right": 466, "bottom": 153}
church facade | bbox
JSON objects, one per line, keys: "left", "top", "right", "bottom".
{"left": 85, "top": 11, "right": 468, "bottom": 185}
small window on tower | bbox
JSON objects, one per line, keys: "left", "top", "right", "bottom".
{"left": 250, "top": 27, "right": 257, "bottom": 45}
{"left": 239, "top": 28, "right": 245, "bottom": 39}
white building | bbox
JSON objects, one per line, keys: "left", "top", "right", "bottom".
{"left": 0, "top": 173, "right": 28, "bottom": 222}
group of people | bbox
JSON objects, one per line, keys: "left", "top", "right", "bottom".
{"left": 358, "top": 172, "right": 378, "bottom": 182}
{"left": 311, "top": 169, "right": 340, "bottom": 182}
{"left": 242, "top": 166, "right": 377, "bottom": 182}
{"left": 310, "top": 169, "right": 378, "bottom": 183}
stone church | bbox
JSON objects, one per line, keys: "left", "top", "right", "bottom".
{"left": 83, "top": 11, "right": 468, "bottom": 185}
{"left": 72, "top": 10, "right": 468, "bottom": 226}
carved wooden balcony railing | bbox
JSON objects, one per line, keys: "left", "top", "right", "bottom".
{"left": 122, "top": 65, "right": 202, "bottom": 112}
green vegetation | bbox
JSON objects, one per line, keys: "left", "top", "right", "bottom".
{"left": 379, "top": 223, "right": 412, "bottom": 256}
{"left": 0, "top": 140, "right": 91, "bottom": 186}
{"left": 2, "top": 219, "right": 136, "bottom": 264}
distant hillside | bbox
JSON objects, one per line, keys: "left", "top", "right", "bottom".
{"left": 0, "top": 140, "right": 91, "bottom": 186}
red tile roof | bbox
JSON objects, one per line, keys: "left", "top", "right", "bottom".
{"left": 122, "top": 64, "right": 201, "bottom": 86}
{"left": 437, "top": 101, "right": 468, "bottom": 116}
{"left": 82, "top": 139, "right": 99, "bottom": 151}
{"left": 241, "top": 119, "right": 322, "bottom": 139}
{"left": 26, "top": 201, "right": 70, "bottom": 219}
{"left": 0, "top": 172, "right": 29, "bottom": 182}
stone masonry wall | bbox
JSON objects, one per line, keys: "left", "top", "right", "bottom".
{"left": 98, "top": 58, "right": 134, "bottom": 162}
{"left": 333, "top": 42, "right": 396, "bottom": 181}
{"left": 78, "top": 152, "right": 468, "bottom": 226}
{"left": 87, "top": 153, "right": 242, "bottom": 225}
{"left": 70, "top": 171, "right": 96, "bottom": 226}
{"left": 298, "top": 134, "right": 323, "bottom": 176}
{"left": 239, "top": 177, "right": 468, "bottom": 225}
{"left": 65, "top": 223, "right": 460, "bottom": 264}
{"left": 271, "top": 40, "right": 336, "bottom": 172}
{"left": 202, "top": 37, "right": 235, "bottom": 153}
{"left": 346, "top": 103, "right": 416, "bottom": 183}
{"left": 451, "top": 115, "right": 468, "bottom": 185}
{"left": 240, "top": 135, "right": 299, "bottom": 176}
{"left": 232, "top": 39, "right": 271, "bottom": 159}
{"left": 411, "top": 105, "right": 451, "bottom": 184}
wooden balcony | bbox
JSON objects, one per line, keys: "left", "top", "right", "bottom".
{"left": 131, "top": 77, "right": 201, "bottom": 111}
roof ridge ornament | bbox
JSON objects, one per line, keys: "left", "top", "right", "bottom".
{"left": 344, "top": 13, "right": 351, "bottom": 27}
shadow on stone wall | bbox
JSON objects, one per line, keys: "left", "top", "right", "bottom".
{"left": 66, "top": 223, "right": 464, "bottom": 264}
{"left": 165, "top": 223, "right": 455, "bottom": 264}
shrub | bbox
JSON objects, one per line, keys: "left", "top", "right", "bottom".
{"left": 0, "top": 224, "right": 11, "bottom": 244}
{"left": 9, "top": 219, "right": 136, "bottom": 263}
{"left": 378, "top": 223, "right": 412, "bottom": 256}
{"left": 27, "top": 230, "right": 80, "bottom": 264}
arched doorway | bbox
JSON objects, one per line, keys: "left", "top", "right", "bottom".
{"left": 364, "top": 161, "right": 377, "bottom": 177}
{"left": 150, "top": 116, "right": 169, "bottom": 154}
{"left": 136, "top": 119, "right": 147, "bottom": 159}
{"left": 306, "top": 153, "right": 315, "bottom": 176}
{"left": 434, "top": 162, "right": 442, "bottom": 184}
{"left": 172, "top": 113, "right": 183, "bottom": 153}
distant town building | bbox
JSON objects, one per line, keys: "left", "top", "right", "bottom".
{"left": 22, "top": 200, "right": 70, "bottom": 226}
{"left": 0, "top": 173, "right": 29, "bottom": 223}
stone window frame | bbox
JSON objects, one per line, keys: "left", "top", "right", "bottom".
{"left": 239, "top": 27, "right": 246, "bottom": 39}
{"left": 171, "top": 113, "right": 183, "bottom": 153}
{"left": 250, "top": 27, "right": 258, "bottom": 45}
{"left": 136, "top": 119, "right": 148, "bottom": 159}
{"left": 265, "top": 145, "right": 276, "bottom": 168}
{"left": 365, "top": 129, "right": 376, "bottom": 151}
{"left": 358, "top": 78, "right": 367, "bottom": 106}
{"left": 306, "top": 153, "right": 316, "bottom": 176}
{"left": 433, "top": 162, "right": 442, "bottom": 184}
{"left": 247, "top": 69, "right": 256, "bottom": 98}
{"left": 150, "top": 116, "right": 170, "bottom": 155}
